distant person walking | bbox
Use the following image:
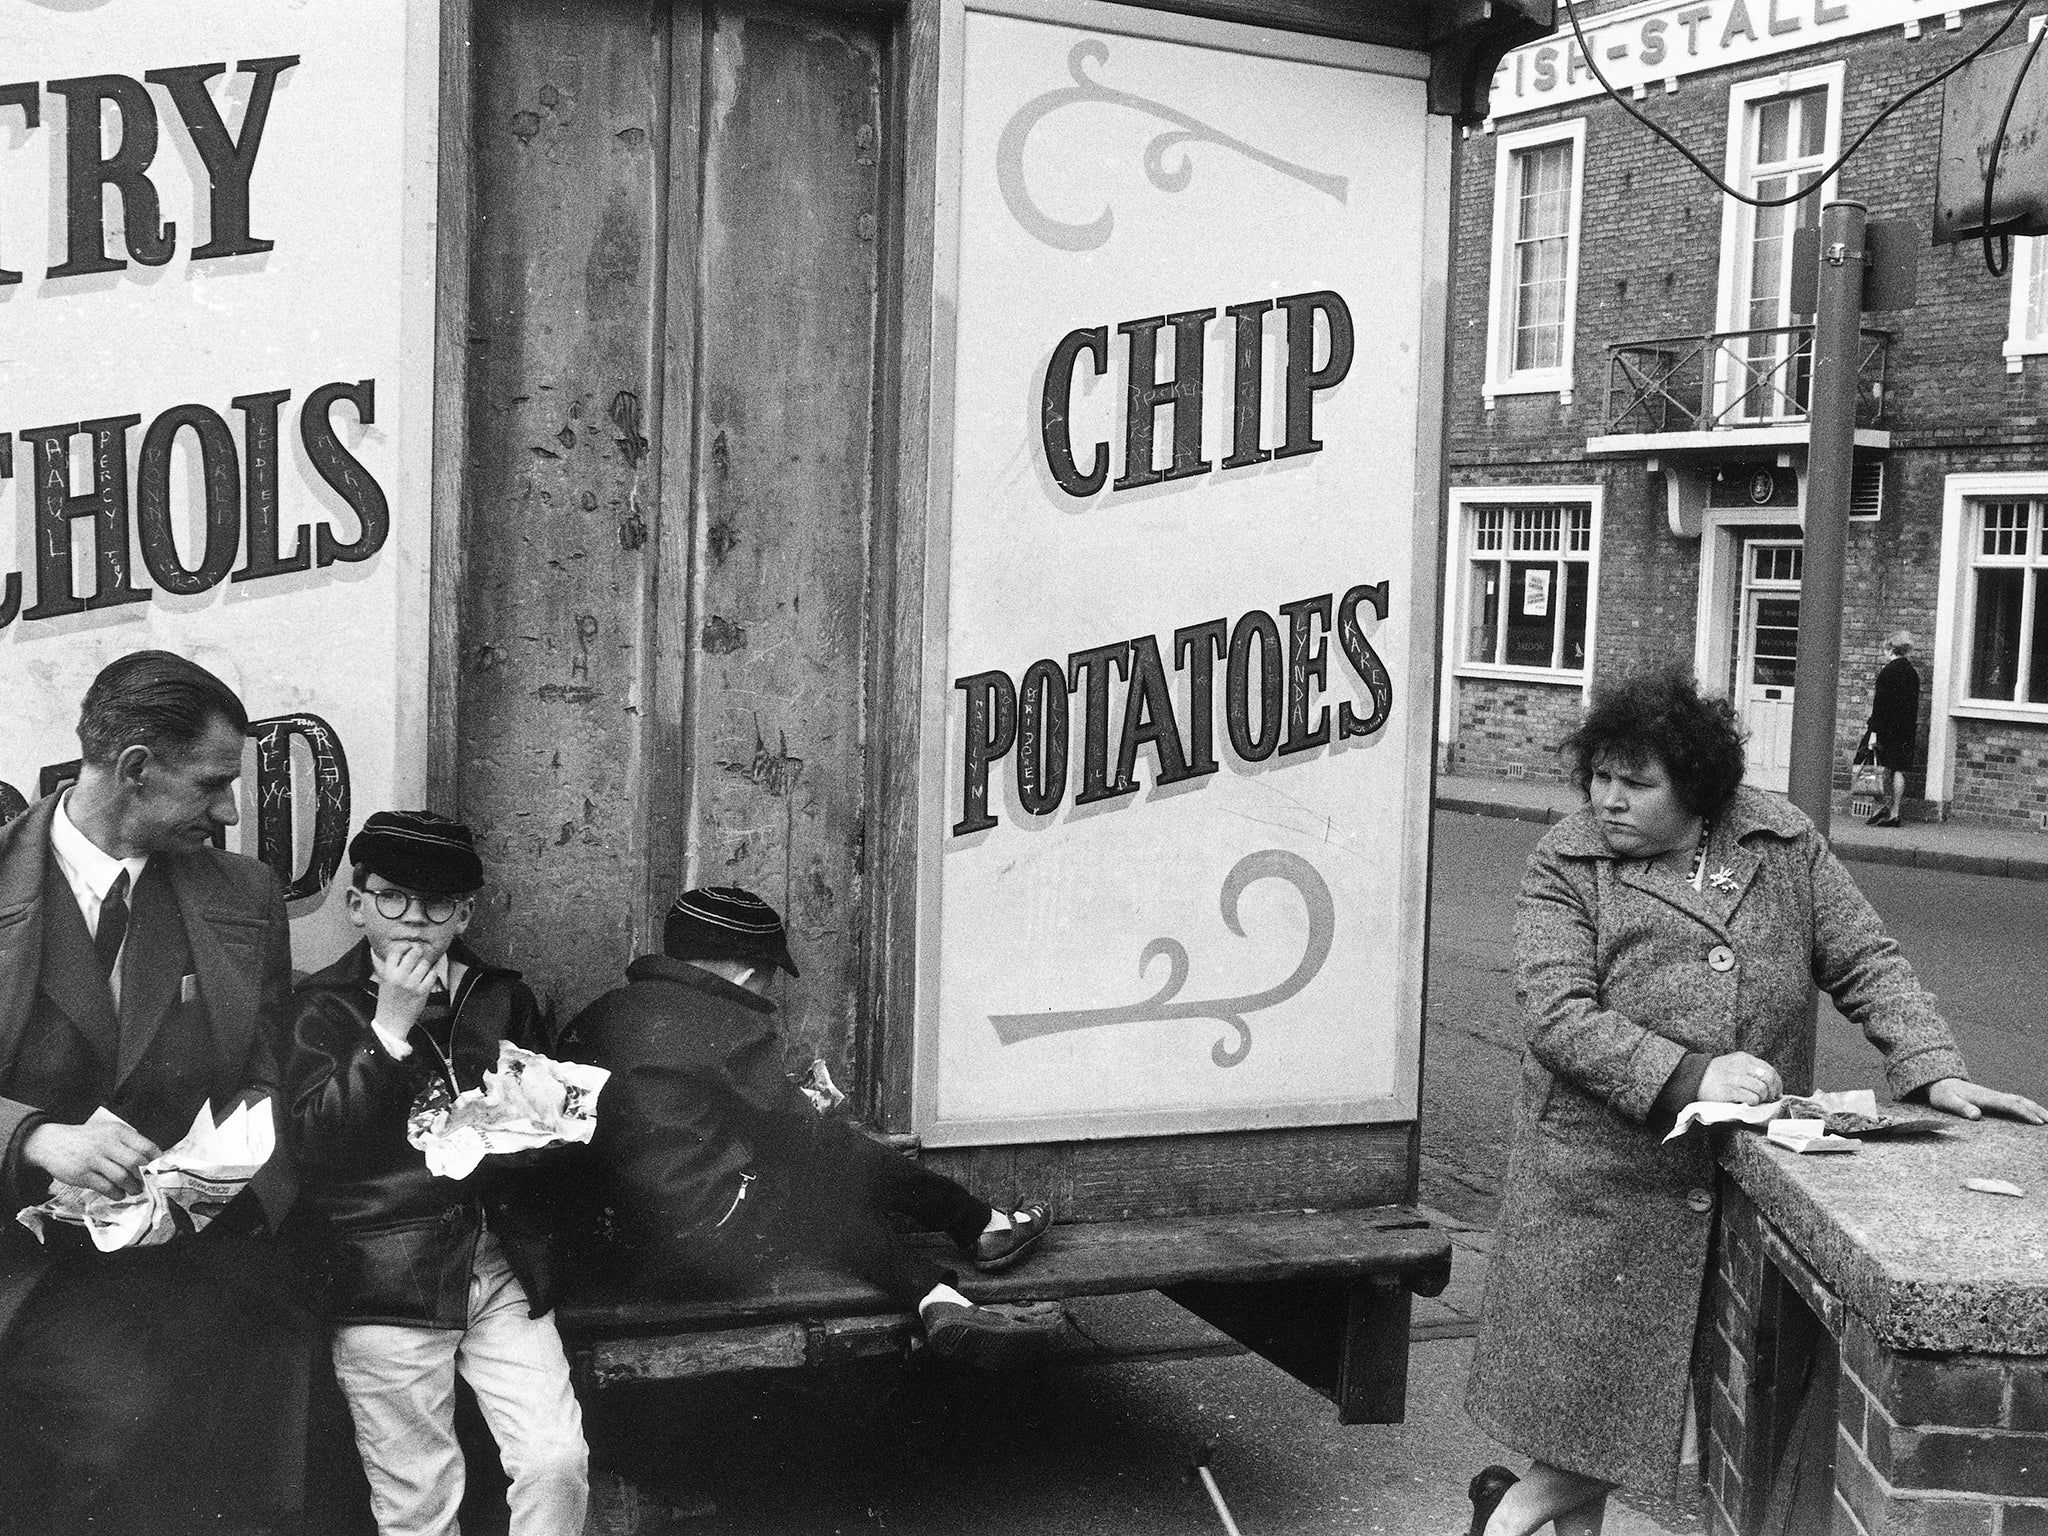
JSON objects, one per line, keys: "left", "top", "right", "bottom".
{"left": 1864, "top": 631, "right": 1920, "bottom": 827}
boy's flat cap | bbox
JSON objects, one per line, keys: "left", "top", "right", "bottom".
{"left": 348, "top": 810, "right": 484, "bottom": 895}
{"left": 664, "top": 886, "right": 800, "bottom": 977}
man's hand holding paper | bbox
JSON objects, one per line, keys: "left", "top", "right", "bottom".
{"left": 21, "top": 1112, "right": 161, "bottom": 1198}
{"left": 17, "top": 1098, "right": 277, "bottom": 1251}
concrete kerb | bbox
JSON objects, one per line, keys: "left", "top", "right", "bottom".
{"left": 1433, "top": 777, "right": 2048, "bottom": 884}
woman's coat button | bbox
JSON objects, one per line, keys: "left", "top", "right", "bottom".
{"left": 1686, "top": 1188, "right": 1714, "bottom": 1214}
{"left": 1707, "top": 945, "right": 1735, "bottom": 972}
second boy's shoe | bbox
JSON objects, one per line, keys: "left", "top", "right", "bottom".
{"left": 920, "top": 1299, "right": 1062, "bottom": 1370}
{"left": 972, "top": 1200, "right": 1052, "bottom": 1272}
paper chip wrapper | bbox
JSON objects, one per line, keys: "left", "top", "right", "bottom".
{"left": 407, "top": 1040, "right": 609, "bottom": 1179}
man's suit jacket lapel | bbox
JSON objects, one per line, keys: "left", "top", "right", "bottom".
{"left": 41, "top": 858, "right": 119, "bottom": 1070}
{"left": 0, "top": 799, "right": 55, "bottom": 1080}
{"left": 117, "top": 854, "right": 258, "bottom": 1095}
{"left": 0, "top": 796, "right": 121, "bottom": 1084}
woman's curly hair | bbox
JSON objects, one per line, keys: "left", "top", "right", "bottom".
{"left": 1558, "top": 663, "right": 1749, "bottom": 817}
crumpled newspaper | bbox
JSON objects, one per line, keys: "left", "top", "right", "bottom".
{"left": 795, "top": 1058, "right": 845, "bottom": 1116}
{"left": 1765, "top": 1118, "right": 1860, "bottom": 1155}
{"left": 1664, "top": 1087, "right": 1948, "bottom": 1144}
{"left": 407, "top": 1040, "right": 609, "bottom": 1180}
{"left": 18, "top": 1098, "right": 274, "bottom": 1251}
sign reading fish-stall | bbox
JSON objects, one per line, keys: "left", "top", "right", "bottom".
{"left": 0, "top": 1, "right": 440, "bottom": 967}
{"left": 914, "top": 0, "right": 1447, "bottom": 1147}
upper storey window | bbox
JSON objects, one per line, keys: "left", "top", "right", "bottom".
{"left": 2003, "top": 238, "right": 2048, "bottom": 372}
{"left": 1715, "top": 66, "right": 1842, "bottom": 423}
{"left": 1483, "top": 119, "right": 1585, "bottom": 408}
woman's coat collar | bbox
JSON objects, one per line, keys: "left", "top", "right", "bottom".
{"left": 1541, "top": 787, "right": 1812, "bottom": 938}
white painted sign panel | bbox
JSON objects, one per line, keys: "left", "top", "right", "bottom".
{"left": 1488, "top": 0, "right": 2006, "bottom": 121}
{"left": 916, "top": 0, "right": 1445, "bottom": 1146}
{"left": 0, "top": 1, "right": 440, "bottom": 971}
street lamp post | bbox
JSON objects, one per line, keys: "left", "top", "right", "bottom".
{"left": 1786, "top": 198, "right": 1868, "bottom": 838}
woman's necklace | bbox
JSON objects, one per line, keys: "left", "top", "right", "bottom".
{"left": 1651, "top": 818, "right": 1712, "bottom": 887}
{"left": 1685, "top": 818, "right": 1712, "bottom": 891}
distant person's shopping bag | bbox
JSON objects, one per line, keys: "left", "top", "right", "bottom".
{"left": 1851, "top": 730, "right": 1885, "bottom": 801}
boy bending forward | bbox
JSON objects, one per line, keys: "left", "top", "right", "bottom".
{"left": 289, "top": 811, "right": 587, "bottom": 1536}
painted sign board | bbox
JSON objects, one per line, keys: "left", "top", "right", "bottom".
{"left": 915, "top": 0, "right": 1446, "bottom": 1146}
{"left": 0, "top": 1, "right": 440, "bottom": 970}
{"left": 1487, "top": 0, "right": 2005, "bottom": 121}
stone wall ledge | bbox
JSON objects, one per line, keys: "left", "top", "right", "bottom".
{"left": 1721, "top": 1120, "right": 2048, "bottom": 1357}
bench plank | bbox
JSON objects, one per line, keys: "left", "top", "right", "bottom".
{"left": 559, "top": 1206, "right": 1449, "bottom": 1337}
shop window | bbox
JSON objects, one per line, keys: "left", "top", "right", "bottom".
{"left": 1715, "top": 66, "right": 1841, "bottom": 422}
{"left": 1460, "top": 501, "right": 1595, "bottom": 673}
{"left": 1963, "top": 498, "right": 2048, "bottom": 704}
{"left": 1483, "top": 119, "right": 1584, "bottom": 406}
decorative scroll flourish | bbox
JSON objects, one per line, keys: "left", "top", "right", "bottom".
{"left": 996, "top": 40, "right": 1349, "bottom": 252}
{"left": 987, "top": 848, "right": 1334, "bottom": 1067}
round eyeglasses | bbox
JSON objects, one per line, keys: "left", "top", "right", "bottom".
{"left": 367, "top": 887, "right": 464, "bottom": 924}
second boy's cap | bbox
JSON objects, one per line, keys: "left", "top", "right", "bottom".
{"left": 664, "top": 886, "right": 800, "bottom": 977}
{"left": 348, "top": 810, "right": 484, "bottom": 895}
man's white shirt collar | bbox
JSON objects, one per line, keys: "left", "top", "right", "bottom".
{"left": 50, "top": 791, "right": 149, "bottom": 912}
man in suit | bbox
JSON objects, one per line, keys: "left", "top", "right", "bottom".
{"left": 0, "top": 651, "right": 311, "bottom": 1536}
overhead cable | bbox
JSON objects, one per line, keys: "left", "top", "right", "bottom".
{"left": 1555, "top": 0, "right": 2035, "bottom": 210}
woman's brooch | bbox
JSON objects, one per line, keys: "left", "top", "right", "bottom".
{"left": 1709, "top": 867, "right": 1738, "bottom": 894}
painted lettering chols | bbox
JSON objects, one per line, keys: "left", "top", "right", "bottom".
{"left": 0, "top": 382, "right": 390, "bottom": 628}
{"left": 952, "top": 582, "right": 1394, "bottom": 835}
{"left": 1040, "top": 291, "right": 1355, "bottom": 497}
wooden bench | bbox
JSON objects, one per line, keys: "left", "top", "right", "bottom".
{"left": 556, "top": 1205, "right": 1453, "bottom": 1426}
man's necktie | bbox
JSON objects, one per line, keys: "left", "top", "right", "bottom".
{"left": 95, "top": 868, "right": 131, "bottom": 980}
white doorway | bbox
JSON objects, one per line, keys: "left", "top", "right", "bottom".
{"left": 1736, "top": 539, "right": 1803, "bottom": 792}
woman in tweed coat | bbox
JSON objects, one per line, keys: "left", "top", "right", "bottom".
{"left": 1463, "top": 667, "right": 2044, "bottom": 1536}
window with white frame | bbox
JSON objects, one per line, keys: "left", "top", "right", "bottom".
{"left": 2004, "top": 238, "right": 2048, "bottom": 370}
{"left": 1484, "top": 119, "right": 1585, "bottom": 405}
{"left": 1462, "top": 502, "right": 1594, "bottom": 672}
{"left": 1716, "top": 67, "right": 1841, "bottom": 422}
{"left": 1962, "top": 497, "right": 2048, "bottom": 704}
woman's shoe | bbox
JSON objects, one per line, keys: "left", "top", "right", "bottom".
{"left": 1467, "top": 1465, "right": 1518, "bottom": 1536}
{"left": 974, "top": 1200, "right": 1052, "bottom": 1272}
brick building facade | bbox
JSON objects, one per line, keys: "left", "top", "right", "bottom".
{"left": 1444, "top": 0, "right": 2048, "bottom": 826}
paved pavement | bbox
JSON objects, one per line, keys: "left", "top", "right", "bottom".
{"left": 1434, "top": 772, "right": 2048, "bottom": 883}
{"left": 578, "top": 1281, "right": 1701, "bottom": 1536}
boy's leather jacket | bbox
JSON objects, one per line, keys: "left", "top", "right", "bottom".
{"left": 286, "top": 939, "right": 561, "bottom": 1327}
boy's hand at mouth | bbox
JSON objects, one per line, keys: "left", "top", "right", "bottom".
{"left": 371, "top": 941, "right": 442, "bottom": 1032}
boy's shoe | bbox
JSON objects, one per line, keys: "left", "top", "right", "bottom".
{"left": 920, "top": 1300, "right": 1060, "bottom": 1370}
{"left": 973, "top": 1200, "right": 1052, "bottom": 1272}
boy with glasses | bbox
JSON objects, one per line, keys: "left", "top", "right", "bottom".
{"left": 286, "top": 811, "right": 588, "bottom": 1536}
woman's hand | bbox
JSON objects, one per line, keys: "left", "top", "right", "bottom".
{"left": 1925, "top": 1078, "right": 2048, "bottom": 1124}
{"left": 1698, "top": 1052, "right": 1783, "bottom": 1106}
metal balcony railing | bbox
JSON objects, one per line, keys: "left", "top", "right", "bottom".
{"left": 1602, "top": 325, "right": 1892, "bottom": 436}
